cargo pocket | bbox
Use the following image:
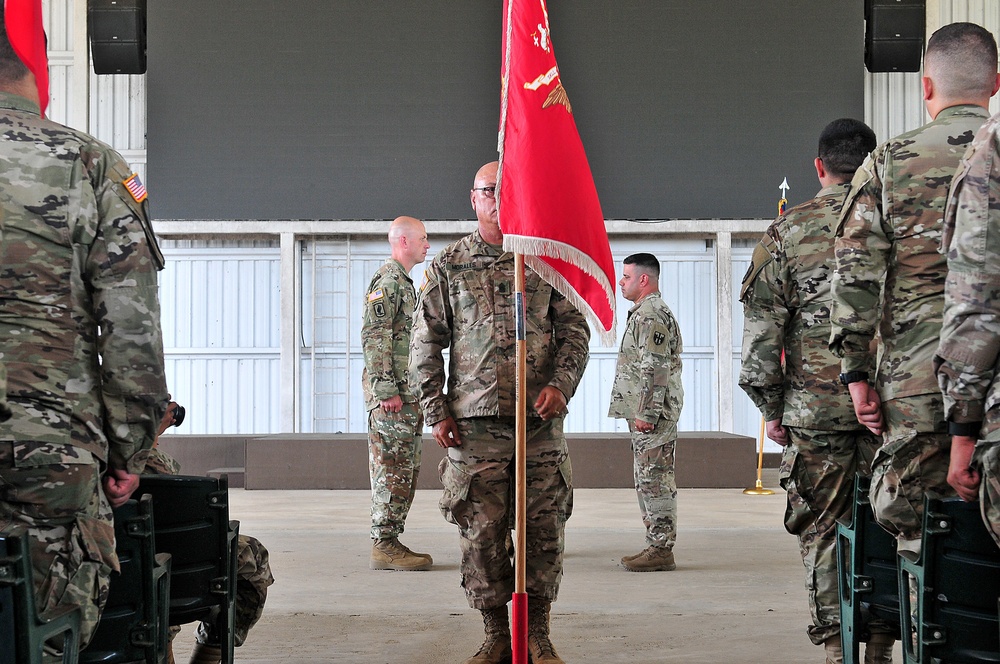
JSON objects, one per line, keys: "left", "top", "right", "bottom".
{"left": 439, "top": 456, "right": 475, "bottom": 529}
{"left": 558, "top": 455, "right": 573, "bottom": 522}
{"left": 39, "top": 511, "right": 116, "bottom": 637}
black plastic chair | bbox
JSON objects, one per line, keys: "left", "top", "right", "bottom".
{"left": 137, "top": 474, "right": 239, "bottom": 664}
{"left": 0, "top": 533, "right": 81, "bottom": 664}
{"left": 80, "top": 495, "right": 171, "bottom": 664}
{"left": 837, "top": 474, "right": 901, "bottom": 664}
{"left": 899, "top": 496, "right": 1000, "bottom": 663}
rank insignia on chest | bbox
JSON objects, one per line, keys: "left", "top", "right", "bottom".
{"left": 497, "top": 281, "right": 509, "bottom": 295}
{"left": 653, "top": 331, "right": 665, "bottom": 346}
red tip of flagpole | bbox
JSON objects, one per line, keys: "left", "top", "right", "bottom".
{"left": 511, "top": 592, "right": 528, "bottom": 664}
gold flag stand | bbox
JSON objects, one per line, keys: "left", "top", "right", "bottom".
{"left": 743, "top": 416, "right": 775, "bottom": 495}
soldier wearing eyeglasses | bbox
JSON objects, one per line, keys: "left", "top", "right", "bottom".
{"left": 409, "top": 161, "right": 590, "bottom": 664}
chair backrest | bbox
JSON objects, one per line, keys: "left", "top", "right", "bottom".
{"left": 80, "top": 495, "right": 171, "bottom": 664}
{"left": 920, "top": 497, "right": 1000, "bottom": 662}
{"left": 137, "top": 474, "right": 238, "bottom": 663}
{"left": 838, "top": 475, "right": 901, "bottom": 664}
{"left": 0, "top": 533, "right": 80, "bottom": 664}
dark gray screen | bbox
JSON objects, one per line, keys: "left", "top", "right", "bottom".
{"left": 147, "top": 1, "right": 864, "bottom": 221}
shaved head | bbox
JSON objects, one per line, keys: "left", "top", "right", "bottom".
{"left": 389, "top": 216, "right": 429, "bottom": 271}
{"left": 924, "top": 22, "right": 998, "bottom": 101}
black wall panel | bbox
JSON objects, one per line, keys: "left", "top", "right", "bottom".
{"left": 147, "top": 1, "right": 864, "bottom": 221}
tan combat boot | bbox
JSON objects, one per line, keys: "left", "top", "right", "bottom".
{"left": 864, "top": 632, "right": 895, "bottom": 664}
{"left": 189, "top": 643, "right": 222, "bottom": 664}
{"left": 527, "top": 600, "right": 564, "bottom": 664}
{"left": 621, "top": 546, "right": 676, "bottom": 572}
{"left": 397, "top": 539, "right": 434, "bottom": 565}
{"left": 463, "top": 605, "right": 512, "bottom": 664}
{"left": 370, "top": 537, "right": 432, "bottom": 570}
{"left": 824, "top": 635, "right": 844, "bottom": 664}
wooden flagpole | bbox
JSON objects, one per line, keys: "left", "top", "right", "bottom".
{"left": 511, "top": 253, "right": 529, "bottom": 664}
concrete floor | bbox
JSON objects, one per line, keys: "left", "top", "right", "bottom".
{"left": 170, "top": 474, "right": 904, "bottom": 663}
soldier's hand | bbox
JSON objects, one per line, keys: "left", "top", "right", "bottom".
{"left": 765, "top": 419, "right": 789, "bottom": 446}
{"left": 948, "top": 435, "right": 981, "bottom": 502}
{"left": 534, "top": 386, "right": 567, "bottom": 421}
{"left": 633, "top": 418, "right": 655, "bottom": 434}
{"left": 433, "top": 417, "right": 463, "bottom": 448}
{"left": 103, "top": 469, "right": 141, "bottom": 508}
{"left": 847, "top": 381, "right": 884, "bottom": 436}
{"left": 380, "top": 395, "right": 403, "bottom": 413}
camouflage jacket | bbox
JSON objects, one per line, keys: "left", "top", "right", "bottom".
{"left": 830, "top": 104, "right": 989, "bottom": 436}
{"left": 409, "top": 230, "right": 591, "bottom": 425}
{"left": 935, "top": 112, "right": 1000, "bottom": 445}
{"left": 608, "top": 292, "right": 683, "bottom": 424}
{"left": 0, "top": 92, "right": 168, "bottom": 473}
{"left": 740, "top": 184, "right": 865, "bottom": 429}
{"left": 0, "top": 210, "right": 8, "bottom": 423}
{"left": 361, "top": 258, "right": 417, "bottom": 411}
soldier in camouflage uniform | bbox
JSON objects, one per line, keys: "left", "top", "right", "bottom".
{"left": 145, "top": 403, "right": 275, "bottom": 664}
{"left": 409, "top": 161, "right": 590, "bottom": 664}
{"left": 935, "top": 112, "right": 1000, "bottom": 548}
{"left": 0, "top": 15, "right": 168, "bottom": 658}
{"left": 608, "top": 253, "right": 684, "bottom": 573}
{"left": 741, "top": 119, "right": 893, "bottom": 664}
{"left": 830, "top": 23, "right": 1000, "bottom": 557}
{"left": 361, "top": 216, "right": 433, "bottom": 571}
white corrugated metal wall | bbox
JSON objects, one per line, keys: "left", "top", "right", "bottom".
{"left": 40, "top": 0, "right": 1000, "bottom": 439}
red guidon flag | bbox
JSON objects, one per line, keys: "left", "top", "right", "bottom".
{"left": 498, "top": 0, "right": 616, "bottom": 345}
{"left": 4, "top": 0, "right": 48, "bottom": 116}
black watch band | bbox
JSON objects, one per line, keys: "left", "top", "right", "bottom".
{"left": 948, "top": 420, "right": 982, "bottom": 437}
{"left": 839, "top": 371, "right": 869, "bottom": 386}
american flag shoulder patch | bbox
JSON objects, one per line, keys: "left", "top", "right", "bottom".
{"left": 368, "top": 288, "right": 384, "bottom": 302}
{"left": 124, "top": 173, "right": 148, "bottom": 203}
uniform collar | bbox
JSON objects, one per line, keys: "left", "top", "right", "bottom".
{"left": 387, "top": 258, "right": 413, "bottom": 282}
{"left": 628, "top": 290, "right": 661, "bottom": 313}
{"left": 0, "top": 91, "right": 40, "bottom": 116}
{"left": 470, "top": 230, "right": 505, "bottom": 257}
{"left": 937, "top": 104, "right": 990, "bottom": 120}
{"left": 816, "top": 182, "right": 851, "bottom": 198}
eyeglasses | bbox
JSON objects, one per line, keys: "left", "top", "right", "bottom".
{"left": 473, "top": 186, "right": 496, "bottom": 198}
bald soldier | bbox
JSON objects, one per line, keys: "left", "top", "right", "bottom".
{"left": 410, "top": 161, "right": 590, "bottom": 664}
{"left": 362, "top": 216, "right": 432, "bottom": 571}
{"left": 830, "top": 23, "right": 1000, "bottom": 556}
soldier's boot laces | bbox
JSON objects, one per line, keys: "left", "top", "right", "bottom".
{"left": 864, "top": 632, "right": 895, "bottom": 664}
{"left": 463, "top": 605, "right": 512, "bottom": 664}
{"left": 527, "top": 601, "right": 564, "bottom": 664}
{"left": 620, "top": 545, "right": 676, "bottom": 572}
{"left": 398, "top": 539, "right": 434, "bottom": 564}
{"left": 824, "top": 635, "right": 844, "bottom": 664}
{"left": 188, "top": 643, "right": 222, "bottom": 664}
{"left": 369, "top": 536, "right": 432, "bottom": 571}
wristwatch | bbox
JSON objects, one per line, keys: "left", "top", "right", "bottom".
{"left": 838, "top": 371, "right": 869, "bottom": 386}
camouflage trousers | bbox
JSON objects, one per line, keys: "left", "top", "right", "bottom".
{"left": 368, "top": 403, "right": 423, "bottom": 540}
{"left": 439, "top": 416, "right": 572, "bottom": 610}
{"left": 0, "top": 442, "right": 117, "bottom": 655}
{"left": 629, "top": 419, "right": 678, "bottom": 550}
{"left": 781, "top": 427, "right": 879, "bottom": 645}
{"left": 870, "top": 431, "right": 954, "bottom": 553}
{"left": 974, "top": 444, "right": 1000, "bottom": 551}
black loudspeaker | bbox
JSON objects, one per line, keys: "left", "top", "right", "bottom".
{"left": 88, "top": 0, "right": 146, "bottom": 75}
{"left": 865, "top": 0, "right": 925, "bottom": 73}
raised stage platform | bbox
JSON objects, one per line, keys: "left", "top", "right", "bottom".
{"left": 157, "top": 431, "right": 759, "bottom": 490}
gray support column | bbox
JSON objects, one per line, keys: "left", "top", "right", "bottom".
{"left": 715, "top": 231, "right": 734, "bottom": 433}
{"left": 280, "top": 232, "right": 299, "bottom": 432}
